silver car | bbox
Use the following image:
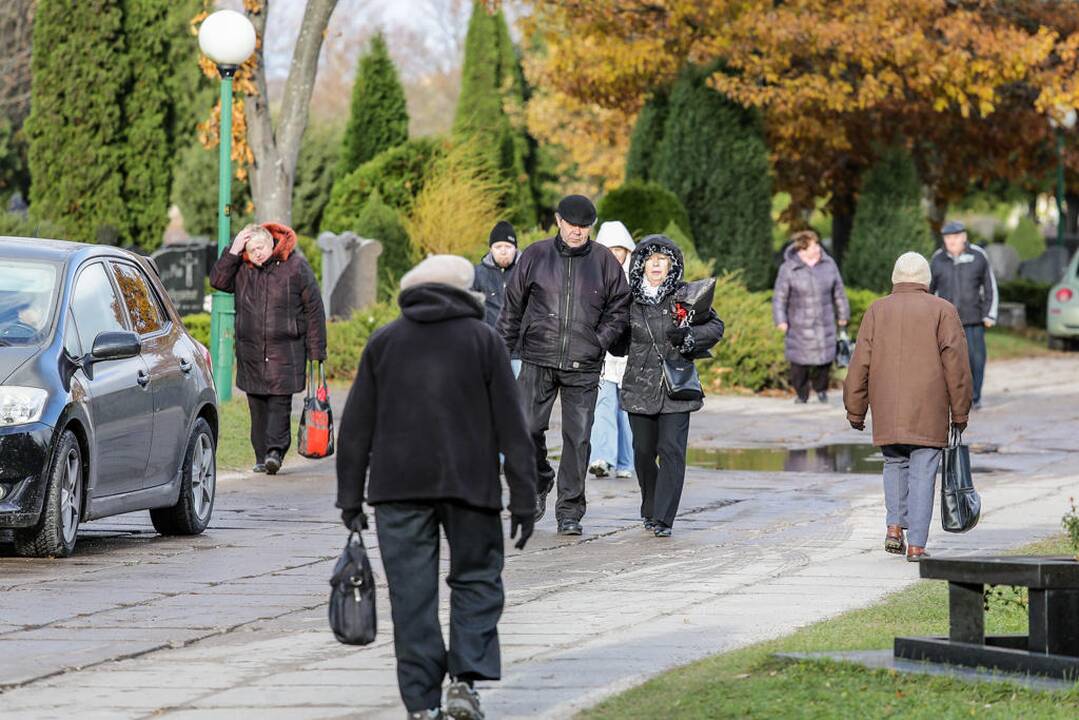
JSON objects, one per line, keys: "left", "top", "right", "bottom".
{"left": 1048, "top": 250, "right": 1079, "bottom": 350}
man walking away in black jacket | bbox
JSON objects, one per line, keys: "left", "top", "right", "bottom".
{"left": 472, "top": 220, "right": 521, "bottom": 375}
{"left": 497, "top": 195, "right": 632, "bottom": 536}
{"left": 336, "top": 255, "right": 537, "bottom": 720}
{"left": 930, "top": 221, "right": 998, "bottom": 409}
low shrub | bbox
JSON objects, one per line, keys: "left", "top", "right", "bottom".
{"left": 597, "top": 180, "right": 693, "bottom": 241}
{"left": 999, "top": 278, "right": 1051, "bottom": 329}
{"left": 845, "top": 287, "right": 882, "bottom": 338}
{"left": 663, "top": 220, "right": 714, "bottom": 282}
{"left": 180, "top": 312, "right": 211, "bottom": 347}
{"left": 698, "top": 272, "right": 786, "bottom": 392}
{"left": 323, "top": 302, "right": 401, "bottom": 382}
{"left": 1006, "top": 216, "right": 1046, "bottom": 262}
{"left": 295, "top": 234, "right": 322, "bottom": 285}
{"left": 355, "top": 189, "right": 412, "bottom": 292}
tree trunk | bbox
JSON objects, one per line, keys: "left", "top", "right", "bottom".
{"left": 245, "top": 0, "right": 338, "bottom": 225}
{"left": 926, "top": 191, "right": 948, "bottom": 248}
{"left": 830, "top": 189, "right": 854, "bottom": 268}
{"left": 1066, "top": 191, "right": 1079, "bottom": 236}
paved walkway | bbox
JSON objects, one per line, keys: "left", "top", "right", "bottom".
{"left": 1, "top": 357, "right": 1077, "bottom": 718}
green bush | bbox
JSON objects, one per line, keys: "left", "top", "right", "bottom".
{"left": 355, "top": 190, "right": 411, "bottom": 291}
{"left": 598, "top": 180, "right": 693, "bottom": 241}
{"left": 654, "top": 65, "right": 773, "bottom": 290}
{"left": 843, "top": 146, "right": 933, "bottom": 292}
{"left": 322, "top": 136, "right": 446, "bottom": 234}
{"left": 324, "top": 302, "right": 401, "bottom": 381}
{"left": 624, "top": 91, "right": 668, "bottom": 182}
{"left": 999, "top": 278, "right": 1051, "bottom": 329}
{"left": 171, "top": 140, "right": 252, "bottom": 238}
{"left": 845, "top": 287, "right": 882, "bottom": 338}
{"left": 1006, "top": 216, "right": 1046, "bottom": 262}
{"left": 293, "top": 123, "right": 343, "bottom": 238}
{"left": 295, "top": 234, "right": 322, "bottom": 286}
{"left": 0, "top": 210, "right": 65, "bottom": 239}
{"left": 662, "top": 220, "right": 713, "bottom": 282}
{"left": 698, "top": 273, "right": 786, "bottom": 392}
{"left": 337, "top": 32, "right": 409, "bottom": 178}
{"left": 181, "top": 312, "right": 210, "bottom": 347}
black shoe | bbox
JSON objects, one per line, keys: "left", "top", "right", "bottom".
{"left": 265, "top": 451, "right": 282, "bottom": 475}
{"left": 445, "top": 681, "right": 483, "bottom": 719}
{"left": 251, "top": 463, "right": 266, "bottom": 474}
{"left": 817, "top": 391, "right": 828, "bottom": 403}
{"left": 534, "top": 478, "right": 553, "bottom": 522}
{"left": 653, "top": 523, "right": 672, "bottom": 538}
{"left": 794, "top": 396, "right": 808, "bottom": 404}
{"left": 557, "top": 519, "right": 582, "bottom": 536}
{"left": 643, "top": 518, "right": 657, "bottom": 531}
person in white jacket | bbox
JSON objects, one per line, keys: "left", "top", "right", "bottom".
{"left": 589, "top": 221, "right": 636, "bottom": 478}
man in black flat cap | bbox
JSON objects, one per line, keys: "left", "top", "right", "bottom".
{"left": 498, "top": 195, "right": 631, "bottom": 536}
{"left": 930, "top": 220, "right": 998, "bottom": 410}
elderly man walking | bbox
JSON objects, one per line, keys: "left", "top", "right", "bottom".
{"left": 930, "top": 220, "right": 998, "bottom": 409}
{"left": 844, "top": 252, "right": 973, "bottom": 562}
{"left": 336, "top": 255, "right": 537, "bottom": 719}
{"left": 498, "top": 195, "right": 631, "bottom": 535}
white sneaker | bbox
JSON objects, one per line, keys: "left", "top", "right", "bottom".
{"left": 615, "top": 469, "right": 632, "bottom": 479}
{"left": 588, "top": 461, "right": 611, "bottom": 478}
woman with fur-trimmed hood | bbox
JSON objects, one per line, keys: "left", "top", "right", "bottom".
{"left": 615, "top": 235, "right": 724, "bottom": 537}
{"left": 210, "top": 222, "right": 326, "bottom": 475}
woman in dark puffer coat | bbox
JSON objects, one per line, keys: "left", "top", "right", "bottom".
{"left": 210, "top": 222, "right": 326, "bottom": 475}
{"left": 616, "top": 235, "right": 724, "bottom": 537}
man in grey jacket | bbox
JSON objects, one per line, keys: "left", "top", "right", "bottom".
{"left": 930, "top": 221, "right": 998, "bottom": 409}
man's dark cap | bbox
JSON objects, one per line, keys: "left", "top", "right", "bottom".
{"left": 489, "top": 220, "right": 517, "bottom": 247}
{"left": 556, "top": 195, "right": 597, "bottom": 227}
{"left": 941, "top": 220, "right": 966, "bottom": 235}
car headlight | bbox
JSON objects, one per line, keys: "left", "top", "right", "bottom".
{"left": 0, "top": 387, "right": 49, "bottom": 427}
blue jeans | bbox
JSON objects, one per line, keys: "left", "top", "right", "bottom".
{"left": 588, "top": 380, "right": 633, "bottom": 471}
{"left": 963, "top": 325, "right": 986, "bottom": 404}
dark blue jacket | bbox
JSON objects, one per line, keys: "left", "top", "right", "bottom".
{"left": 929, "top": 244, "right": 998, "bottom": 326}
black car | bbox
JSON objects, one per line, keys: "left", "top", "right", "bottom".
{"left": 0, "top": 237, "right": 218, "bottom": 557}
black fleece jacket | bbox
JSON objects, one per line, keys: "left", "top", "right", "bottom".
{"left": 335, "top": 283, "right": 537, "bottom": 516}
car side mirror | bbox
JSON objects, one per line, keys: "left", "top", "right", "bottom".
{"left": 90, "top": 331, "right": 141, "bottom": 363}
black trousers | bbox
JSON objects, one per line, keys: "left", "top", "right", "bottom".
{"left": 790, "top": 363, "right": 830, "bottom": 400}
{"left": 516, "top": 362, "right": 600, "bottom": 522}
{"left": 628, "top": 412, "right": 690, "bottom": 528}
{"left": 246, "top": 393, "right": 292, "bottom": 462}
{"left": 375, "top": 501, "right": 505, "bottom": 712}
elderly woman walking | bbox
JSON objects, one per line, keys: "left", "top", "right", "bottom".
{"left": 210, "top": 222, "right": 326, "bottom": 475}
{"left": 618, "top": 235, "right": 724, "bottom": 537}
{"left": 773, "top": 229, "right": 850, "bottom": 403}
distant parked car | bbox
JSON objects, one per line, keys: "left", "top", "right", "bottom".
{"left": 0, "top": 237, "right": 218, "bottom": 557}
{"left": 1048, "top": 249, "right": 1079, "bottom": 350}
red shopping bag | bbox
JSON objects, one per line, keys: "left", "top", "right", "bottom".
{"left": 298, "top": 362, "right": 335, "bottom": 458}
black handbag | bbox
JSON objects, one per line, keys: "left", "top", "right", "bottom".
{"left": 940, "top": 427, "right": 981, "bottom": 533}
{"left": 643, "top": 314, "right": 704, "bottom": 402}
{"left": 328, "top": 531, "right": 377, "bottom": 645}
{"left": 835, "top": 330, "right": 853, "bottom": 369}
{"left": 672, "top": 278, "right": 717, "bottom": 324}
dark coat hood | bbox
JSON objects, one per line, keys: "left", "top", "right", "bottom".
{"left": 399, "top": 284, "right": 484, "bottom": 324}
{"left": 628, "top": 235, "right": 685, "bottom": 304}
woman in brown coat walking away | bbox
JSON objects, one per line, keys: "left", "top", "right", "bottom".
{"left": 210, "top": 222, "right": 326, "bottom": 475}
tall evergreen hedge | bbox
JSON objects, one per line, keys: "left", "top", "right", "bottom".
{"left": 454, "top": 2, "right": 534, "bottom": 227}
{"left": 625, "top": 91, "right": 668, "bottom": 182}
{"left": 27, "top": 0, "right": 130, "bottom": 244}
{"left": 654, "top": 65, "right": 773, "bottom": 290}
{"left": 844, "top": 146, "right": 933, "bottom": 292}
{"left": 337, "top": 33, "right": 408, "bottom": 179}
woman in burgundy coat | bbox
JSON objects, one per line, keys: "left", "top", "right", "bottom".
{"left": 210, "top": 222, "right": 326, "bottom": 474}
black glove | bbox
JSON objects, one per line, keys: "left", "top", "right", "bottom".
{"left": 510, "top": 513, "right": 534, "bottom": 550}
{"left": 849, "top": 419, "right": 865, "bottom": 431}
{"left": 666, "top": 326, "right": 690, "bottom": 348}
{"left": 952, "top": 421, "right": 967, "bottom": 433}
{"left": 341, "top": 508, "right": 368, "bottom": 531}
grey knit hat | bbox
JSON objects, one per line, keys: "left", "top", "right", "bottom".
{"left": 891, "top": 252, "right": 931, "bottom": 287}
{"left": 400, "top": 254, "right": 475, "bottom": 292}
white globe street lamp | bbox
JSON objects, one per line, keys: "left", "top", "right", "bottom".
{"left": 198, "top": 9, "right": 257, "bottom": 403}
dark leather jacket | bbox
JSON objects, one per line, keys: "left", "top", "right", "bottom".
{"left": 497, "top": 235, "right": 631, "bottom": 373}
{"left": 929, "top": 244, "right": 998, "bottom": 326}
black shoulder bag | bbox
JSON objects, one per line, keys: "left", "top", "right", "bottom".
{"left": 328, "top": 530, "right": 377, "bottom": 645}
{"left": 643, "top": 312, "right": 704, "bottom": 402}
{"left": 940, "top": 426, "right": 981, "bottom": 533}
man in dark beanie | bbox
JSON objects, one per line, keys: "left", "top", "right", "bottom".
{"left": 473, "top": 221, "right": 521, "bottom": 374}
{"left": 498, "top": 195, "right": 631, "bottom": 536}
{"left": 336, "top": 255, "right": 537, "bottom": 719}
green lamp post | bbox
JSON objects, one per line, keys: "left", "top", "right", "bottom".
{"left": 1050, "top": 106, "right": 1077, "bottom": 247}
{"left": 198, "top": 10, "right": 256, "bottom": 402}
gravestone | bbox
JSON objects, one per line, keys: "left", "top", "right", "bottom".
{"left": 1019, "top": 245, "right": 1072, "bottom": 284}
{"left": 984, "top": 242, "right": 1020, "bottom": 283}
{"left": 317, "top": 231, "right": 383, "bottom": 319}
{"left": 152, "top": 242, "right": 209, "bottom": 315}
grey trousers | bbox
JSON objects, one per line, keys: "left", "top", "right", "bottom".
{"left": 882, "top": 445, "right": 943, "bottom": 547}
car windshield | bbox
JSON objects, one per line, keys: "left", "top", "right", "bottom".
{"left": 0, "top": 261, "right": 60, "bottom": 346}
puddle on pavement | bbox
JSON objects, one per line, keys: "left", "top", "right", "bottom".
{"left": 687, "top": 444, "right": 884, "bottom": 474}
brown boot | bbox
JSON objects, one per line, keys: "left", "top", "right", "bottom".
{"left": 906, "top": 546, "right": 930, "bottom": 562}
{"left": 885, "top": 525, "right": 906, "bottom": 555}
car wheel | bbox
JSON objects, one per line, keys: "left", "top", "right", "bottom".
{"left": 1049, "top": 335, "right": 1067, "bottom": 351}
{"left": 150, "top": 417, "right": 216, "bottom": 536}
{"left": 14, "top": 429, "right": 82, "bottom": 558}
